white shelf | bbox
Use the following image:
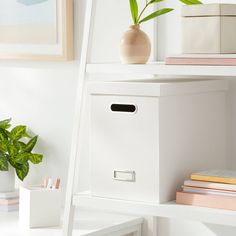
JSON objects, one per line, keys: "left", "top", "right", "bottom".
{"left": 74, "top": 193, "right": 236, "bottom": 227}
{"left": 86, "top": 62, "right": 236, "bottom": 77}
{"left": 0, "top": 209, "right": 142, "bottom": 236}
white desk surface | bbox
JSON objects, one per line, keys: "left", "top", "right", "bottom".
{"left": 0, "top": 208, "right": 142, "bottom": 236}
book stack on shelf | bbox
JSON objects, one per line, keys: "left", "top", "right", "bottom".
{"left": 0, "top": 190, "right": 19, "bottom": 212}
{"left": 176, "top": 170, "right": 236, "bottom": 211}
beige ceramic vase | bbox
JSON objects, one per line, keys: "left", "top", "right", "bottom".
{"left": 119, "top": 25, "right": 151, "bottom": 64}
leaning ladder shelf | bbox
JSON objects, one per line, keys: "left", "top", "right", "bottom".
{"left": 86, "top": 62, "right": 236, "bottom": 77}
{"left": 73, "top": 192, "right": 236, "bottom": 228}
{"left": 62, "top": 0, "right": 236, "bottom": 235}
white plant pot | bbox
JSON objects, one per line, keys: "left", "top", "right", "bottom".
{"left": 0, "top": 167, "right": 15, "bottom": 192}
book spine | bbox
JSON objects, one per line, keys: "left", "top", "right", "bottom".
{"left": 165, "top": 58, "right": 236, "bottom": 66}
{"left": 0, "top": 198, "right": 19, "bottom": 205}
{"left": 176, "top": 192, "right": 236, "bottom": 211}
{"left": 184, "top": 180, "right": 236, "bottom": 191}
{"left": 0, "top": 204, "right": 19, "bottom": 212}
{"left": 191, "top": 174, "right": 236, "bottom": 184}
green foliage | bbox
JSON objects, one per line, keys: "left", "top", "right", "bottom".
{"left": 139, "top": 8, "right": 173, "bottom": 24}
{"left": 0, "top": 153, "right": 8, "bottom": 171}
{"left": 16, "top": 162, "right": 29, "bottom": 181}
{"left": 0, "top": 118, "right": 43, "bottom": 181}
{"left": 179, "top": 0, "right": 202, "bottom": 4}
{"left": 129, "top": 0, "right": 202, "bottom": 25}
{"left": 129, "top": 0, "right": 139, "bottom": 24}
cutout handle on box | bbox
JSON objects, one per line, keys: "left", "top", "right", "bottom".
{"left": 110, "top": 104, "right": 136, "bottom": 113}
{"left": 113, "top": 170, "right": 136, "bottom": 182}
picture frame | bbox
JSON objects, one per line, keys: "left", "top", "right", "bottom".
{"left": 0, "top": 0, "right": 73, "bottom": 61}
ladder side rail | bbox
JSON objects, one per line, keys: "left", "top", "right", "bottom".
{"left": 62, "top": 0, "right": 96, "bottom": 235}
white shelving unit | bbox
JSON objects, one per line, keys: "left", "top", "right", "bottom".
{"left": 74, "top": 193, "right": 236, "bottom": 228}
{"left": 62, "top": 0, "right": 236, "bottom": 235}
{"left": 86, "top": 62, "right": 236, "bottom": 77}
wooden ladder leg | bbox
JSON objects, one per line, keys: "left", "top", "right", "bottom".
{"left": 62, "top": 0, "right": 96, "bottom": 235}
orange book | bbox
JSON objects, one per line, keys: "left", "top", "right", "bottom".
{"left": 191, "top": 170, "right": 236, "bottom": 184}
{"left": 176, "top": 192, "right": 236, "bottom": 211}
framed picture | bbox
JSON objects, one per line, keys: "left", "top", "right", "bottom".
{"left": 0, "top": 0, "right": 73, "bottom": 60}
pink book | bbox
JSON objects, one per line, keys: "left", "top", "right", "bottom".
{"left": 166, "top": 55, "right": 236, "bottom": 66}
{"left": 183, "top": 186, "right": 236, "bottom": 197}
{"left": 176, "top": 192, "right": 236, "bottom": 211}
{"left": 0, "top": 198, "right": 19, "bottom": 206}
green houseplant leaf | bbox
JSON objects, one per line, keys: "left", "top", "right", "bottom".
{"left": 150, "top": 0, "right": 163, "bottom": 4}
{"left": 139, "top": 8, "right": 174, "bottom": 24}
{"left": 28, "top": 153, "right": 43, "bottom": 164}
{"left": 128, "top": 0, "right": 203, "bottom": 25}
{"left": 10, "top": 125, "right": 27, "bottom": 140}
{"left": 24, "top": 136, "right": 38, "bottom": 152}
{"left": 15, "top": 153, "right": 30, "bottom": 164}
{"left": 0, "top": 118, "right": 43, "bottom": 181}
{"left": 7, "top": 143, "right": 18, "bottom": 157}
{"left": 0, "top": 118, "right": 11, "bottom": 129}
{"left": 16, "top": 162, "right": 29, "bottom": 181}
{"left": 0, "top": 128, "right": 9, "bottom": 141}
{"left": 13, "top": 141, "right": 26, "bottom": 153}
{"left": 129, "top": 0, "right": 139, "bottom": 24}
{"left": 0, "top": 153, "right": 8, "bottom": 171}
{"left": 0, "top": 141, "right": 8, "bottom": 153}
{"left": 179, "top": 0, "right": 202, "bottom": 4}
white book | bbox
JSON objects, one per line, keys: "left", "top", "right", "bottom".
{"left": 0, "top": 190, "right": 19, "bottom": 199}
{"left": 182, "top": 186, "right": 236, "bottom": 197}
{"left": 0, "top": 204, "right": 19, "bottom": 212}
{"left": 184, "top": 179, "right": 236, "bottom": 191}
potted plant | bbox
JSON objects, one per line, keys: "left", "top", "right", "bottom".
{"left": 119, "top": 0, "right": 202, "bottom": 64}
{"left": 0, "top": 118, "right": 43, "bottom": 192}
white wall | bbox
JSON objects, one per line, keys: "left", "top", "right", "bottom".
{"left": 0, "top": 63, "right": 78, "bottom": 190}
{"left": 0, "top": 0, "right": 154, "bottom": 195}
{"left": 0, "top": 0, "right": 85, "bottom": 192}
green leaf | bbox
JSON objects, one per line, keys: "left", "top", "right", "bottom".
{"left": 9, "top": 156, "right": 22, "bottom": 170}
{"left": 28, "top": 153, "right": 43, "bottom": 164}
{"left": 10, "top": 126, "right": 27, "bottom": 141}
{"left": 150, "top": 0, "right": 164, "bottom": 4}
{"left": 0, "top": 128, "right": 9, "bottom": 141}
{"left": 15, "top": 153, "right": 29, "bottom": 164}
{"left": 139, "top": 8, "right": 173, "bottom": 24}
{"left": 16, "top": 162, "right": 29, "bottom": 181}
{"left": 179, "top": 0, "right": 202, "bottom": 4}
{"left": 0, "top": 118, "right": 11, "bottom": 130}
{"left": 0, "top": 141, "right": 7, "bottom": 152}
{"left": 129, "top": 0, "right": 139, "bottom": 24}
{"left": 0, "top": 153, "right": 8, "bottom": 171}
{"left": 7, "top": 143, "right": 18, "bottom": 157}
{"left": 13, "top": 141, "right": 26, "bottom": 153}
{"left": 24, "top": 136, "right": 38, "bottom": 153}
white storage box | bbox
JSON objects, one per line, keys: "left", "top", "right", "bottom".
{"left": 182, "top": 4, "right": 236, "bottom": 54}
{"left": 88, "top": 79, "right": 228, "bottom": 204}
{"left": 19, "top": 186, "right": 62, "bottom": 228}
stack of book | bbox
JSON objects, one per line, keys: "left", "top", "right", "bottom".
{"left": 176, "top": 170, "right": 236, "bottom": 211}
{"left": 165, "top": 54, "right": 236, "bottom": 66}
{"left": 0, "top": 190, "right": 19, "bottom": 212}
